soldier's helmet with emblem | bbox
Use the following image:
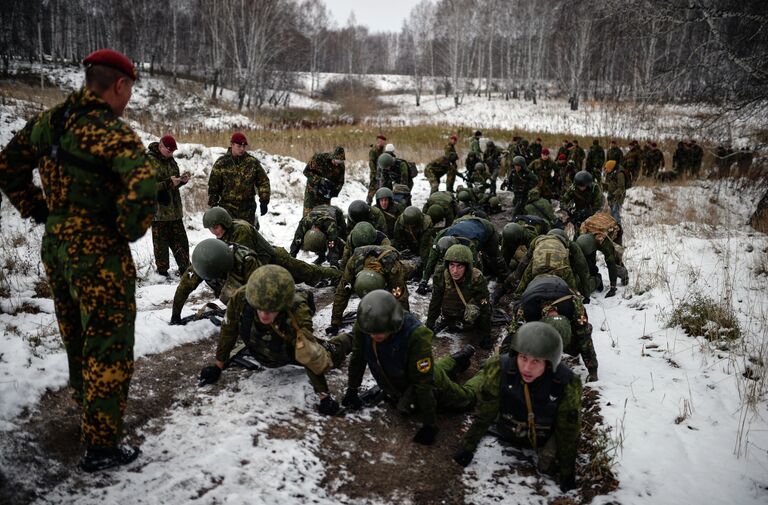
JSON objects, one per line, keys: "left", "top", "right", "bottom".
{"left": 191, "top": 238, "right": 234, "bottom": 280}
{"left": 502, "top": 223, "right": 525, "bottom": 245}
{"left": 574, "top": 171, "right": 593, "bottom": 186}
{"left": 444, "top": 244, "right": 473, "bottom": 269}
{"left": 510, "top": 321, "right": 563, "bottom": 371}
{"left": 357, "top": 290, "right": 404, "bottom": 334}
{"left": 402, "top": 206, "right": 423, "bottom": 227}
{"left": 436, "top": 235, "right": 459, "bottom": 256}
{"left": 350, "top": 221, "right": 377, "bottom": 249}
{"left": 203, "top": 207, "right": 233, "bottom": 230}
{"left": 354, "top": 269, "right": 386, "bottom": 297}
{"left": 303, "top": 229, "right": 327, "bottom": 253}
{"left": 348, "top": 200, "right": 371, "bottom": 224}
{"left": 576, "top": 233, "right": 597, "bottom": 256}
{"left": 426, "top": 204, "right": 445, "bottom": 223}
{"left": 246, "top": 265, "right": 295, "bottom": 312}
{"left": 375, "top": 187, "right": 394, "bottom": 202}
{"left": 378, "top": 152, "right": 395, "bottom": 169}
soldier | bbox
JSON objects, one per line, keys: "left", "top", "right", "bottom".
{"left": 208, "top": 132, "right": 270, "bottom": 228}
{"left": 198, "top": 265, "right": 352, "bottom": 415}
{"left": 376, "top": 152, "right": 410, "bottom": 191}
{"left": 689, "top": 140, "right": 703, "bottom": 177}
{"left": 148, "top": 134, "right": 190, "bottom": 276}
{"left": 423, "top": 190, "right": 459, "bottom": 229}
{"left": 0, "top": 49, "right": 154, "bottom": 471}
{"left": 500, "top": 222, "right": 539, "bottom": 274}
{"left": 585, "top": 139, "right": 605, "bottom": 178}
{"left": 529, "top": 137, "right": 543, "bottom": 161}
{"left": 501, "top": 155, "right": 538, "bottom": 216}
{"left": 560, "top": 171, "right": 604, "bottom": 231}
{"left": 392, "top": 183, "right": 413, "bottom": 207}
{"left": 465, "top": 130, "right": 483, "bottom": 178}
{"left": 507, "top": 231, "right": 579, "bottom": 299}
{"left": 557, "top": 139, "right": 570, "bottom": 160}
{"left": 342, "top": 290, "right": 478, "bottom": 444}
{"left": 392, "top": 206, "right": 436, "bottom": 268}
{"left": 426, "top": 245, "right": 492, "bottom": 349}
{"left": 644, "top": 142, "right": 664, "bottom": 178}
{"left": 303, "top": 146, "right": 345, "bottom": 216}
{"left": 452, "top": 322, "right": 582, "bottom": 493}
{"left": 338, "top": 221, "right": 391, "bottom": 272}
{"left": 326, "top": 245, "right": 410, "bottom": 335}
{"left": 290, "top": 204, "right": 346, "bottom": 268}
{"left": 515, "top": 138, "right": 533, "bottom": 164}
{"left": 577, "top": 212, "right": 629, "bottom": 298}
{"left": 483, "top": 140, "right": 504, "bottom": 195}
{"left": 346, "top": 199, "right": 386, "bottom": 235}
{"left": 367, "top": 134, "right": 386, "bottom": 203}
{"left": 425, "top": 134, "right": 459, "bottom": 194}
{"left": 623, "top": 140, "right": 642, "bottom": 181}
{"left": 606, "top": 140, "right": 623, "bottom": 166}
{"left": 528, "top": 148, "right": 559, "bottom": 201}
{"left": 568, "top": 139, "right": 586, "bottom": 170}
{"left": 603, "top": 160, "right": 627, "bottom": 224}
{"left": 523, "top": 188, "right": 556, "bottom": 224}
{"left": 549, "top": 229, "right": 591, "bottom": 303}
{"left": 373, "top": 187, "right": 404, "bottom": 237}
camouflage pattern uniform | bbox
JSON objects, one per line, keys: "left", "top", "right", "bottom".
{"left": 0, "top": 87, "right": 156, "bottom": 449}
{"left": 367, "top": 143, "right": 384, "bottom": 203}
{"left": 331, "top": 245, "right": 409, "bottom": 327}
{"left": 338, "top": 229, "right": 391, "bottom": 272}
{"left": 523, "top": 189, "right": 556, "bottom": 224}
{"left": 560, "top": 182, "right": 604, "bottom": 228}
{"left": 148, "top": 141, "right": 189, "bottom": 274}
{"left": 303, "top": 148, "right": 345, "bottom": 216}
{"left": 568, "top": 142, "right": 586, "bottom": 170}
{"left": 483, "top": 142, "right": 504, "bottom": 195}
{"left": 528, "top": 157, "right": 559, "bottom": 201}
{"left": 582, "top": 233, "right": 624, "bottom": 291}
{"left": 585, "top": 140, "right": 605, "bottom": 178}
{"left": 208, "top": 148, "right": 270, "bottom": 227}
{"left": 374, "top": 198, "right": 405, "bottom": 238}
{"left": 529, "top": 139, "right": 543, "bottom": 161}
{"left": 501, "top": 226, "right": 538, "bottom": 272}
{"left": 604, "top": 166, "right": 628, "bottom": 224}
{"left": 392, "top": 213, "right": 436, "bottom": 262}
{"left": 504, "top": 163, "right": 538, "bottom": 216}
{"left": 465, "top": 135, "right": 482, "bottom": 176}
{"left": 512, "top": 235, "right": 579, "bottom": 297}
{"left": 426, "top": 265, "right": 491, "bottom": 345}
{"left": 290, "top": 205, "right": 346, "bottom": 267}
{"left": 421, "top": 191, "right": 458, "bottom": 227}
{"left": 425, "top": 142, "right": 459, "bottom": 194}
{"left": 645, "top": 146, "right": 665, "bottom": 177}
{"left": 568, "top": 241, "right": 592, "bottom": 300}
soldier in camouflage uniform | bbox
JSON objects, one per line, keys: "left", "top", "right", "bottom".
{"left": 501, "top": 156, "right": 538, "bottom": 216}
{"left": 606, "top": 140, "right": 623, "bottom": 167}
{"left": 483, "top": 140, "right": 504, "bottom": 195}
{"left": 500, "top": 221, "right": 539, "bottom": 275}
{"left": 557, "top": 139, "right": 570, "bottom": 160}
{"left": 523, "top": 188, "right": 556, "bottom": 224}
{"left": 198, "top": 265, "right": 352, "bottom": 415}
{"left": 338, "top": 221, "right": 391, "bottom": 272}
{"left": 603, "top": 160, "right": 628, "bottom": 224}
{"left": 568, "top": 140, "right": 586, "bottom": 171}
{"left": 303, "top": 146, "right": 345, "bottom": 216}
{"left": 148, "top": 135, "right": 189, "bottom": 276}
{"left": 208, "top": 132, "right": 270, "bottom": 228}
{"left": 425, "top": 134, "right": 459, "bottom": 194}
{"left": 527, "top": 148, "right": 559, "bottom": 201}
{"left": 326, "top": 245, "right": 410, "bottom": 335}
{"left": 373, "top": 187, "right": 404, "bottom": 237}
{"left": 367, "top": 134, "right": 386, "bottom": 203}
{"left": 0, "top": 49, "right": 154, "bottom": 471}
{"left": 622, "top": 140, "right": 642, "bottom": 181}
{"left": 645, "top": 142, "right": 665, "bottom": 178}
{"left": 426, "top": 245, "right": 492, "bottom": 349}
{"left": 392, "top": 206, "right": 436, "bottom": 267}
{"left": 465, "top": 130, "right": 483, "bottom": 178}
{"left": 342, "top": 290, "right": 478, "bottom": 445}
{"left": 452, "top": 322, "right": 582, "bottom": 492}
{"left": 506, "top": 232, "right": 579, "bottom": 299}
{"left": 376, "top": 152, "right": 412, "bottom": 191}
{"left": 422, "top": 190, "right": 459, "bottom": 229}
{"left": 560, "top": 171, "right": 604, "bottom": 231}
{"left": 290, "top": 204, "right": 346, "bottom": 268}
{"left": 576, "top": 213, "right": 629, "bottom": 298}
{"left": 530, "top": 137, "right": 543, "bottom": 161}
{"left": 585, "top": 139, "right": 605, "bottom": 179}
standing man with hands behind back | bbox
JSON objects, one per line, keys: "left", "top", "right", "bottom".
{"left": 0, "top": 49, "right": 156, "bottom": 472}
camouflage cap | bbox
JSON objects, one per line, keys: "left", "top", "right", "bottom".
{"left": 245, "top": 265, "right": 295, "bottom": 312}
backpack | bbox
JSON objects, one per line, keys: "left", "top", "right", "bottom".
{"left": 580, "top": 212, "right": 620, "bottom": 243}
{"left": 531, "top": 235, "right": 570, "bottom": 276}
{"left": 518, "top": 275, "right": 576, "bottom": 321}
{"left": 398, "top": 158, "right": 418, "bottom": 180}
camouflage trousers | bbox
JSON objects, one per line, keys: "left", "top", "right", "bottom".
{"left": 565, "top": 330, "right": 599, "bottom": 375}
{"left": 425, "top": 163, "right": 457, "bottom": 194}
{"left": 41, "top": 231, "right": 135, "bottom": 449}
{"left": 397, "top": 356, "right": 478, "bottom": 414}
{"left": 272, "top": 246, "right": 341, "bottom": 287}
{"left": 303, "top": 187, "right": 332, "bottom": 216}
{"left": 219, "top": 202, "right": 259, "bottom": 230}
{"left": 151, "top": 219, "right": 190, "bottom": 274}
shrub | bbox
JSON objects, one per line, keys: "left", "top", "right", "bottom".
{"left": 667, "top": 293, "right": 741, "bottom": 341}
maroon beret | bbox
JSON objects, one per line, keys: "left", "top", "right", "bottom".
{"left": 83, "top": 49, "right": 137, "bottom": 80}
{"left": 160, "top": 135, "right": 177, "bottom": 151}
{"left": 376, "top": 134, "right": 387, "bottom": 141}
{"left": 230, "top": 132, "right": 247, "bottom": 145}
{"left": 557, "top": 153, "right": 567, "bottom": 161}
{"left": 536, "top": 137, "right": 542, "bottom": 142}
{"left": 541, "top": 148, "right": 550, "bottom": 155}
{"left": 450, "top": 134, "right": 458, "bottom": 141}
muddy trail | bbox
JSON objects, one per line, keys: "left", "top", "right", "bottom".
{"left": 0, "top": 193, "right": 618, "bottom": 504}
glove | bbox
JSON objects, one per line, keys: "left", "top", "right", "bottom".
{"left": 318, "top": 395, "right": 341, "bottom": 415}
{"left": 325, "top": 325, "right": 339, "bottom": 336}
{"left": 412, "top": 424, "right": 438, "bottom": 445}
{"left": 416, "top": 280, "right": 430, "bottom": 295}
{"left": 559, "top": 474, "right": 577, "bottom": 492}
{"left": 170, "top": 314, "right": 182, "bottom": 325}
{"left": 605, "top": 286, "right": 617, "bottom": 298}
{"left": 452, "top": 448, "right": 474, "bottom": 467}
{"left": 341, "top": 388, "right": 363, "bottom": 410}
{"left": 260, "top": 202, "right": 269, "bottom": 216}
{"left": 30, "top": 205, "right": 49, "bottom": 224}
{"left": 198, "top": 365, "right": 222, "bottom": 386}
{"left": 583, "top": 296, "right": 590, "bottom": 305}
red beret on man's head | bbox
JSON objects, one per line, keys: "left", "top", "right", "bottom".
{"left": 160, "top": 135, "right": 177, "bottom": 151}
{"left": 557, "top": 153, "right": 567, "bottom": 161}
{"left": 230, "top": 132, "right": 248, "bottom": 145}
{"left": 83, "top": 49, "right": 137, "bottom": 80}
{"left": 450, "top": 134, "right": 458, "bottom": 141}
{"left": 541, "top": 148, "right": 550, "bottom": 156}
{"left": 376, "top": 134, "right": 387, "bottom": 141}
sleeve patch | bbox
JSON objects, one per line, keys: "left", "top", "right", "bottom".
{"left": 417, "top": 357, "right": 432, "bottom": 373}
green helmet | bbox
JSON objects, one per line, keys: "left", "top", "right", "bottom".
{"left": 488, "top": 196, "right": 501, "bottom": 211}
{"left": 245, "top": 265, "right": 295, "bottom": 311}
{"left": 203, "top": 207, "right": 233, "bottom": 229}
{"left": 436, "top": 235, "right": 459, "bottom": 255}
{"left": 303, "top": 229, "right": 327, "bottom": 253}
{"left": 402, "top": 206, "right": 423, "bottom": 226}
{"left": 444, "top": 244, "right": 473, "bottom": 268}
{"left": 350, "top": 221, "right": 376, "bottom": 248}
{"left": 512, "top": 155, "right": 526, "bottom": 168}
{"left": 348, "top": 200, "right": 370, "bottom": 223}
{"left": 510, "top": 321, "right": 563, "bottom": 371}
{"left": 357, "top": 289, "right": 404, "bottom": 334}
{"left": 548, "top": 228, "right": 568, "bottom": 245}
{"left": 457, "top": 189, "right": 472, "bottom": 203}
{"left": 375, "top": 187, "right": 394, "bottom": 201}
{"left": 574, "top": 171, "right": 593, "bottom": 186}
{"left": 541, "top": 315, "right": 572, "bottom": 349}
{"left": 426, "top": 204, "right": 445, "bottom": 223}
{"left": 502, "top": 222, "right": 525, "bottom": 245}
{"left": 576, "top": 233, "right": 597, "bottom": 256}
{"left": 474, "top": 162, "right": 485, "bottom": 171}
{"left": 191, "top": 238, "right": 234, "bottom": 280}
{"left": 354, "top": 269, "right": 386, "bottom": 297}
{"left": 528, "top": 188, "right": 541, "bottom": 202}
{"left": 377, "top": 152, "right": 395, "bottom": 169}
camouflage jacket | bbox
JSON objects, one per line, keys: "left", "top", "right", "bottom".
{"left": 368, "top": 144, "right": 384, "bottom": 187}
{"left": 461, "top": 353, "right": 582, "bottom": 482}
{"left": 568, "top": 146, "right": 586, "bottom": 169}
{"left": 483, "top": 144, "right": 503, "bottom": 170}
{"left": 217, "top": 286, "right": 330, "bottom": 393}
{"left": 506, "top": 167, "right": 539, "bottom": 197}
{"left": 645, "top": 148, "right": 665, "bottom": 170}
{"left": 292, "top": 205, "right": 344, "bottom": 253}
{"left": 148, "top": 141, "right": 185, "bottom": 221}
{"left": 426, "top": 267, "right": 490, "bottom": 336}
{"left": 560, "top": 183, "right": 604, "bottom": 213}
{"left": 469, "top": 137, "right": 481, "bottom": 155}
{"left": 392, "top": 214, "right": 436, "bottom": 260}
{"left": 0, "top": 87, "right": 155, "bottom": 242}
{"left": 304, "top": 152, "right": 345, "bottom": 195}
{"left": 586, "top": 144, "right": 605, "bottom": 172}
{"left": 623, "top": 147, "right": 642, "bottom": 173}
{"left": 374, "top": 200, "right": 405, "bottom": 237}
{"left": 568, "top": 242, "right": 591, "bottom": 299}
{"left": 504, "top": 289, "right": 591, "bottom": 349}
{"left": 339, "top": 231, "right": 391, "bottom": 272}
{"left": 604, "top": 169, "right": 627, "bottom": 204}
{"left": 208, "top": 149, "right": 270, "bottom": 214}
{"left": 444, "top": 142, "right": 459, "bottom": 165}
{"left": 523, "top": 197, "right": 556, "bottom": 223}
{"left": 528, "top": 158, "right": 559, "bottom": 197}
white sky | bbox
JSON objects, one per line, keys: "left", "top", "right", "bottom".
{"left": 323, "top": 0, "right": 415, "bottom": 33}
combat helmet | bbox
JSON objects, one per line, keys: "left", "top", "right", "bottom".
{"left": 547, "top": 228, "right": 569, "bottom": 245}
{"left": 426, "top": 204, "right": 445, "bottom": 223}
{"left": 402, "top": 206, "right": 423, "bottom": 227}
{"left": 191, "top": 238, "right": 234, "bottom": 280}
{"left": 348, "top": 200, "right": 371, "bottom": 224}
{"left": 203, "top": 207, "right": 233, "bottom": 229}
{"left": 357, "top": 290, "right": 404, "bottom": 334}
{"left": 436, "top": 235, "right": 459, "bottom": 256}
{"left": 575, "top": 233, "right": 597, "bottom": 256}
{"left": 377, "top": 153, "right": 395, "bottom": 169}
{"left": 456, "top": 189, "right": 472, "bottom": 203}
{"left": 354, "top": 269, "right": 386, "bottom": 297}
{"left": 510, "top": 321, "right": 563, "bottom": 371}
{"left": 512, "top": 155, "right": 526, "bottom": 168}
{"left": 502, "top": 222, "right": 525, "bottom": 245}
{"left": 350, "top": 221, "right": 377, "bottom": 248}
{"left": 474, "top": 162, "right": 486, "bottom": 172}
{"left": 574, "top": 171, "right": 593, "bottom": 186}
{"left": 444, "top": 244, "right": 473, "bottom": 269}
{"left": 375, "top": 187, "right": 394, "bottom": 202}
{"left": 303, "top": 229, "right": 327, "bottom": 253}
{"left": 245, "top": 265, "right": 295, "bottom": 312}
{"left": 488, "top": 196, "right": 501, "bottom": 212}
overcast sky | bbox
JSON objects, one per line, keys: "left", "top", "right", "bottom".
{"left": 323, "top": 0, "right": 415, "bottom": 33}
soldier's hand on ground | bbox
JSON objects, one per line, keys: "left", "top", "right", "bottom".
{"left": 198, "top": 365, "right": 222, "bottom": 386}
{"left": 452, "top": 448, "right": 474, "bottom": 467}
{"left": 605, "top": 286, "right": 617, "bottom": 298}
{"left": 341, "top": 388, "right": 363, "bottom": 410}
{"left": 325, "top": 325, "right": 340, "bottom": 336}
{"left": 170, "top": 314, "right": 182, "bottom": 325}
{"left": 416, "top": 280, "right": 430, "bottom": 295}
{"left": 412, "top": 424, "right": 438, "bottom": 445}
{"left": 260, "top": 202, "right": 269, "bottom": 216}
{"left": 318, "top": 395, "right": 341, "bottom": 415}
{"left": 559, "top": 474, "right": 577, "bottom": 492}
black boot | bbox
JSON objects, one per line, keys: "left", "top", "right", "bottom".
{"left": 595, "top": 275, "right": 604, "bottom": 293}
{"left": 451, "top": 345, "right": 476, "bottom": 375}
{"left": 80, "top": 444, "right": 140, "bottom": 473}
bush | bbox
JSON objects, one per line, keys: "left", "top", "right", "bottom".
{"left": 667, "top": 293, "right": 741, "bottom": 341}
{"left": 319, "top": 77, "right": 378, "bottom": 102}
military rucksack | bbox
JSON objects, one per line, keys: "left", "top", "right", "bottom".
{"left": 580, "top": 212, "right": 620, "bottom": 243}
{"left": 355, "top": 245, "right": 400, "bottom": 275}
{"left": 531, "top": 235, "right": 570, "bottom": 277}
{"left": 398, "top": 158, "right": 418, "bottom": 180}
{"left": 518, "top": 275, "right": 576, "bottom": 322}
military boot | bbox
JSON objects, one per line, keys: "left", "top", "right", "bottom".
{"left": 595, "top": 275, "right": 604, "bottom": 293}
{"left": 450, "top": 345, "right": 476, "bottom": 376}
{"left": 80, "top": 444, "right": 140, "bottom": 473}
{"left": 618, "top": 266, "right": 629, "bottom": 286}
